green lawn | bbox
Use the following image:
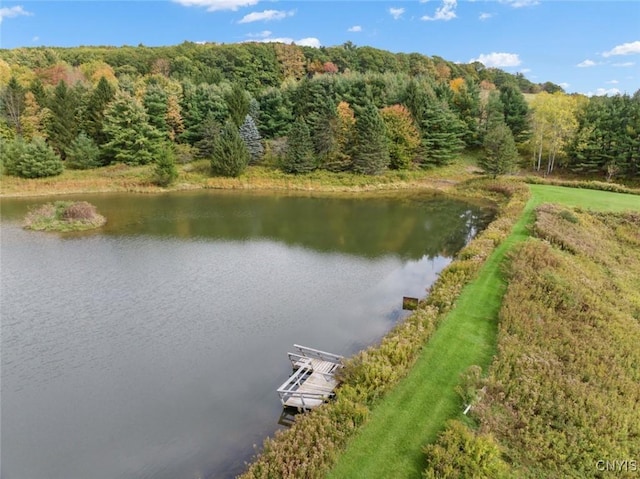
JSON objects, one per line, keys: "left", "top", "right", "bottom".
{"left": 327, "top": 183, "right": 639, "bottom": 479}
{"left": 529, "top": 184, "right": 640, "bottom": 211}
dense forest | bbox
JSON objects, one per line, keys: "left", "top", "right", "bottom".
{"left": 1, "top": 41, "right": 638, "bottom": 181}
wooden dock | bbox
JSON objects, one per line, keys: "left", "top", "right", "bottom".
{"left": 277, "top": 344, "right": 343, "bottom": 411}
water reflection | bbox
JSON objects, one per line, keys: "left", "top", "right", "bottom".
{"left": 1, "top": 190, "right": 493, "bottom": 479}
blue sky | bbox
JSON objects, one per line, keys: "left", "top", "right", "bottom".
{"left": 1, "top": 1, "right": 639, "bottom": 96}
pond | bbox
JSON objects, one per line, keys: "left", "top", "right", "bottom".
{"left": 0, "top": 190, "right": 492, "bottom": 479}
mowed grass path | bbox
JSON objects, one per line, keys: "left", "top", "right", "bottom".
{"left": 327, "top": 184, "right": 639, "bottom": 479}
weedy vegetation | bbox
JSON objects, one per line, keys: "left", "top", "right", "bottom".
{"left": 23, "top": 201, "right": 106, "bottom": 232}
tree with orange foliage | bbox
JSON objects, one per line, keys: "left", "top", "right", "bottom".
{"left": 380, "top": 104, "right": 420, "bottom": 169}
{"left": 323, "top": 101, "right": 356, "bottom": 171}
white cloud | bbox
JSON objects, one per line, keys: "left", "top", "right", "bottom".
{"left": 246, "top": 30, "right": 272, "bottom": 38}
{"left": 348, "top": 25, "right": 362, "bottom": 32}
{"left": 479, "top": 12, "right": 492, "bottom": 21}
{"left": 253, "top": 36, "right": 321, "bottom": 48}
{"left": 421, "top": 0, "right": 457, "bottom": 21}
{"left": 613, "top": 62, "right": 635, "bottom": 67}
{"left": 0, "top": 5, "right": 32, "bottom": 23}
{"left": 173, "top": 0, "right": 258, "bottom": 12}
{"left": 238, "top": 9, "right": 294, "bottom": 23}
{"left": 389, "top": 7, "right": 405, "bottom": 20}
{"left": 470, "top": 52, "right": 521, "bottom": 67}
{"left": 588, "top": 88, "right": 621, "bottom": 97}
{"left": 499, "top": 0, "right": 540, "bottom": 7}
{"left": 602, "top": 41, "right": 640, "bottom": 57}
{"left": 559, "top": 82, "right": 570, "bottom": 89}
{"left": 577, "top": 59, "right": 596, "bottom": 68}
{"left": 606, "top": 79, "right": 619, "bottom": 84}
{"left": 520, "top": 68, "right": 531, "bottom": 73}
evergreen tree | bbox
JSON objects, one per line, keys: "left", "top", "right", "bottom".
{"left": 352, "top": 101, "right": 389, "bottom": 175}
{"left": 449, "top": 78, "right": 482, "bottom": 148}
{"left": 226, "top": 83, "right": 250, "bottom": 128}
{"left": 29, "top": 78, "right": 48, "bottom": 108}
{"left": 47, "top": 80, "right": 80, "bottom": 158}
{"left": 282, "top": 117, "right": 315, "bottom": 174}
{"left": 84, "top": 76, "right": 115, "bottom": 148}
{"left": 66, "top": 132, "right": 101, "bottom": 170}
{"left": 153, "top": 144, "right": 178, "bottom": 186}
{"left": 239, "top": 114, "right": 264, "bottom": 164}
{"left": 143, "top": 83, "right": 169, "bottom": 136}
{"left": 257, "top": 87, "right": 293, "bottom": 138}
{"left": 480, "top": 121, "right": 518, "bottom": 178}
{"left": 194, "top": 113, "right": 220, "bottom": 159}
{"left": 420, "top": 101, "right": 465, "bottom": 167}
{"left": 10, "top": 137, "right": 64, "bottom": 178}
{"left": 102, "top": 92, "right": 163, "bottom": 165}
{"left": 210, "top": 120, "right": 249, "bottom": 177}
{"left": 499, "top": 83, "right": 530, "bottom": 143}
{"left": 180, "top": 82, "right": 228, "bottom": 145}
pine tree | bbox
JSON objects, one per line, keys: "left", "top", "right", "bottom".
{"left": 11, "top": 137, "right": 64, "bottom": 178}
{"left": 226, "top": 83, "right": 250, "bottom": 128}
{"left": 210, "top": 120, "right": 249, "bottom": 177}
{"left": 66, "top": 132, "right": 101, "bottom": 170}
{"left": 143, "top": 83, "right": 169, "bottom": 136}
{"left": 480, "top": 121, "right": 518, "bottom": 178}
{"left": 153, "top": 144, "right": 178, "bottom": 186}
{"left": 239, "top": 114, "right": 264, "bottom": 164}
{"left": 420, "top": 101, "right": 465, "bottom": 167}
{"left": 194, "top": 113, "right": 220, "bottom": 159}
{"left": 352, "top": 101, "right": 389, "bottom": 175}
{"left": 102, "top": 92, "right": 163, "bottom": 165}
{"left": 499, "top": 83, "right": 530, "bottom": 143}
{"left": 282, "top": 117, "right": 315, "bottom": 174}
{"left": 84, "top": 76, "right": 115, "bottom": 148}
{"left": 47, "top": 80, "right": 80, "bottom": 158}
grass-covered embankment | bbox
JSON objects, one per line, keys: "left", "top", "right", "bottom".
{"left": 420, "top": 188, "right": 640, "bottom": 478}
{"left": 426, "top": 206, "right": 640, "bottom": 478}
{"left": 0, "top": 156, "right": 479, "bottom": 198}
{"left": 327, "top": 183, "right": 536, "bottom": 479}
{"left": 239, "top": 180, "right": 530, "bottom": 478}
{"left": 23, "top": 201, "right": 106, "bottom": 232}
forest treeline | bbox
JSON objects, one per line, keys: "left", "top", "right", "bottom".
{"left": 0, "top": 41, "right": 638, "bottom": 181}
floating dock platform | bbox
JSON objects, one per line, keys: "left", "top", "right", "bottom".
{"left": 276, "top": 344, "right": 343, "bottom": 411}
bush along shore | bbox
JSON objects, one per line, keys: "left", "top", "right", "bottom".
{"left": 423, "top": 205, "right": 640, "bottom": 478}
{"left": 23, "top": 201, "right": 106, "bottom": 232}
{"left": 238, "top": 179, "right": 530, "bottom": 479}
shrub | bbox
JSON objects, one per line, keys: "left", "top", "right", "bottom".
{"left": 423, "top": 421, "right": 509, "bottom": 479}
{"left": 153, "top": 145, "right": 178, "bottom": 186}
{"left": 24, "top": 201, "right": 106, "bottom": 231}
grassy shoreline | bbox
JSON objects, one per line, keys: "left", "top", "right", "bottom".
{"left": 0, "top": 160, "right": 476, "bottom": 198}
{"left": 328, "top": 184, "right": 639, "bottom": 478}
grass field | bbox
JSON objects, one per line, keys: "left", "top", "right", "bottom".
{"left": 327, "top": 183, "right": 639, "bottom": 478}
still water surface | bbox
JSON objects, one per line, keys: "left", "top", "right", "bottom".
{"left": 1, "top": 190, "right": 492, "bottom": 479}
